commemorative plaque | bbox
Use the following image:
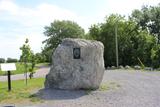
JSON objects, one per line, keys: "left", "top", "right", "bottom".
{"left": 73, "top": 48, "right": 80, "bottom": 59}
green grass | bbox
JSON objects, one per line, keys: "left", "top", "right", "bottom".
{"left": 0, "top": 78, "right": 45, "bottom": 103}
{"left": 85, "top": 81, "right": 121, "bottom": 94}
{"left": 99, "top": 81, "right": 121, "bottom": 91}
{"left": 85, "top": 81, "right": 121, "bottom": 95}
{"left": 35, "top": 63, "right": 50, "bottom": 68}
{"left": 0, "top": 78, "right": 120, "bottom": 103}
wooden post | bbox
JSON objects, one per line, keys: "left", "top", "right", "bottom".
{"left": 8, "top": 71, "right": 11, "bottom": 91}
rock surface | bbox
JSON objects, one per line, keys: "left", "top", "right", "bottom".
{"left": 45, "top": 38, "right": 105, "bottom": 89}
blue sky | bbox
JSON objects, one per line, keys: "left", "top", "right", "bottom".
{"left": 0, "top": 0, "right": 159, "bottom": 59}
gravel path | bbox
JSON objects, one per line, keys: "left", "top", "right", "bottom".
{"left": 25, "top": 70, "right": 160, "bottom": 107}
{"left": 2, "top": 69, "right": 160, "bottom": 107}
{"left": 0, "top": 66, "right": 50, "bottom": 81}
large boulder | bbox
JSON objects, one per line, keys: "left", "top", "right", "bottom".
{"left": 45, "top": 38, "right": 105, "bottom": 90}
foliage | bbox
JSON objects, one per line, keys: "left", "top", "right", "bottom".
{"left": 40, "top": 3, "right": 160, "bottom": 68}
{"left": 99, "top": 81, "right": 120, "bottom": 91}
{"left": 41, "top": 48, "right": 52, "bottom": 63}
{"left": 131, "top": 4, "right": 160, "bottom": 43}
{"left": 30, "top": 51, "right": 36, "bottom": 71}
{"left": 131, "top": 4, "right": 160, "bottom": 68}
{"left": 34, "top": 53, "right": 46, "bottom": 63}
{"left": 86, "top": 81, "right": 121, "bottom": 95}
{"left": 89, "top": 14, "right": 156, "bottom": 67}
{"left": 20, "top": 38, "right": 32, "bottom": 63}
{"left": 151, "top": 45, "right": 160, "bottom": 68}
{"left": 6, "top": 58, "right": 18, "bottom": 63}
{"left": 19, "top": 38, "right": 37, "bottom": 71}
{"left": 0, "top": 58, "right": 5, "bottom": 63}
{"left": 42, "top": 20, "right": 85, "bottom": 62}
{"left": 0, "top": 78, "right": 44, "bottom": 103}
{"left": 35, "top": 63, "right": 50, "bottom": 68}
{"left": 20, "top": 38, "right": 35, "bottom": 80}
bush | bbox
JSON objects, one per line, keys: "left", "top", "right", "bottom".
{"left": 35, "top": 53, "right": 46, "bottom": 63}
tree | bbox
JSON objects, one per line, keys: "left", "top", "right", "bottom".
{"left": 89, "top": 15, "right": 127, "bottom": 66}
{"left": 89, "top": 14, "right": 156, "bottom": 67}
{"left": 131, "top": 4, "right": 160, "bottom": 68}
{"left": 34, "top": 53, "right": 46, "bottom": 63}
{"left": 151, "top": 44, "right": 160, "bottom": 68}
{"left": 20, "top": 38, "right": 33, "bottom": 84}
{"left": 43, "top": 20, "right": 85, "bottom": 62}
{"left": 0, "top": 58, "right": 5, "bottom": 63}
{"left": 131, "top": 4, "right": 160, "bottom": 43}
{"left": 30, "top": 51, "right": 35, "bottom": 71}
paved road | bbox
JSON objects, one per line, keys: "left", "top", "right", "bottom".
{"left": 0, "top": 66, "right": 50, "bottom": 81}
{"left": 34, "top": 70, "right": 160, "bottom": 107}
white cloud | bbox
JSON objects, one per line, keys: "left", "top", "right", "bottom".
{"left": 0, "top": 0, "right": 18, "bottom": 15}
{"left": 0, "top": 0, "right": 82, "bottom": 59}
{"left": 0, "top": 1, "right": 80, "bottom": 27}
{"left": 0, "top": 0, "right": 159, "bottom": 59}
{"left": 104, "top": 0, "right": 160, "bottom": 16}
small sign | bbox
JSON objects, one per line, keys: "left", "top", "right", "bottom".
{"left": 0, "top": 63, "right": 16, "bottom": 71}
{"left": 73, "top": 48, "right": 81, "bottom": 59}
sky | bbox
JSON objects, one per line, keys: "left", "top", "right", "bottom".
{"left": 0, "top": 0, "right": 159, "bottom": 59}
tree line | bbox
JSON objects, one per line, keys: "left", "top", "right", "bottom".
{"left": 32, "top": 3, "right": 160, "bottom": 68}
{"left": 0, "top": 58, "right": 18, "bottom": 63}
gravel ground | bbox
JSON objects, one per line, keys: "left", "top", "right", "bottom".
{"left": 3, "top": 69, "right": 160, "bottom": 107}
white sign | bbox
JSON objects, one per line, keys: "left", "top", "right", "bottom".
{"left": 0, "top": 63, "right": 16, "bottom": 71}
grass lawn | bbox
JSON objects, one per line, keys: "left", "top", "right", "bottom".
{"left": 0, "top": 78, "right": 45, "bottom": 104}
{"left": 0, "top": 77, "right": 120, "bottom": 104}
{"left": 35, "top": 62, "right": 50, "bottom": 68}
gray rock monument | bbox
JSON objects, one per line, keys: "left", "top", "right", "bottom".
{"left": 45, "top": 38, "right": 105, "bottom": 90}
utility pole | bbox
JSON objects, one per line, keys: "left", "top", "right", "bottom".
{"left": 115, "top": 22, "right": 119, "bottom": 68}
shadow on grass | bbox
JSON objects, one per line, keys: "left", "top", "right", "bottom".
{"left": 32, "top": 88, "right": 87, "bottom": 100}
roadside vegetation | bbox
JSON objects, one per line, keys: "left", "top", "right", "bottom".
{"left": 0, "top": 78, "right": 44, "bottom": 103}
{"left": 1, "top": 4, "right": 160, "bottom": 71}
{"left": 35, "top": 63, "right": 50, "bottom": 68}
{"left": 41, "top": 4, "right": 160, "bottom": 69}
